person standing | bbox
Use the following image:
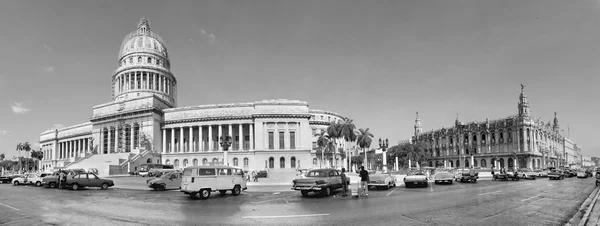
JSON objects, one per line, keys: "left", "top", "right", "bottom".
{"left": 59, "top": 170, "right": 66, "bottom": 189}
{"left": 340, "top": 168, "right": 348, "bottom": 197}
{"left": 359, "top": 166, "right": 369, "bottom": 197}
{"left": 57, "top": 170, "right": 64, "bottom": 189}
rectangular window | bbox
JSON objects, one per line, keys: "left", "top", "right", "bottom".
{"left": 235, "top": 135, "right": 239, "bottom": 150}
{"left": 198, "top": 168, "right": 215, "bottom": 176}
{"left": 312, "top": 129, "right": 316, "bottom": 136}
{"left": 268, "top": 132, "right": 274, "bottom": 149}
{"left": 290, "top": 132, "right": 296, "bottom": 149}
{"left": 244, "top": 135, "right": 250, "bottom": 150}
{"left": 279, "top": 132, "right": 285, "bottom": 149}
{"left": 312, "top": 142, "right": 317, "bottom": 149}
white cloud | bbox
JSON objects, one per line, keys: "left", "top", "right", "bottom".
{"left": 0, "top": 130, "right": 7, "bottom": 135}
{"left": 11, "top": 102, "right": 30, "bottom": 114}
{"left": 43, "top": 44, "right": 53, "bottom": 51}
{"left": 201, "top": 29, "right": 206, "bottom": 35}
{"left": 198, "top": 29, "right": 216, "bottom": 44}
{"left": 208, "top": 34, "right": 215, "bottom": 44}
{"left": 43, "top": 66, "right": 54, "bottom": 72}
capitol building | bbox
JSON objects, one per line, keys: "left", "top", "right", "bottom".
{"left": 38, "top": 18, "right": 347, "bottom": 176}
{"left": 412, "top": 85, "right": 582, "bottom": 170}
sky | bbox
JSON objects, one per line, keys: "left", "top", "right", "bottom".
{"left": 1, "top": 0, "right": 599, "bottom": 159}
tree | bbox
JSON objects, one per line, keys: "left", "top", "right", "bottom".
{"left": 0, "top": 153, "right": 4, "bottom": 161}
{"left": 20, "top": 142, "right": 31, "bottom": 172}
{"left": 325, "top": 122, "right": 342, "bottom": 168}
{"left": 139, "top": 133, "right": 153, "bottom": 152}
{"left": 16, "top": 143, "right": 22, "bottom": 173}
{"left": 356, "top": 128, "right": 374, "bottom": 169}
{"left": 31, "top": 150, "right": 43, "bottom": 171}
{"left": 339, "top": 118, "right": 357, "bottom": 170}
{"left": 315, "top": 131, "right": 331, "bottom": 168}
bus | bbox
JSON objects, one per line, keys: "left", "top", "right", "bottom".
{"left": 139, "top": 164, "right": 174, "bottom": 177}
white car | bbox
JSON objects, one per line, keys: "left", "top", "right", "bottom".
{"left": 12, "top": 173, "right": 49, "bottom": 186}
{"left": 403, "top": 170, "right": 428, "bottom": 188}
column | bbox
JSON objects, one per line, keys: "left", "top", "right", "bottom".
{"left": 99, "top": 129, "right": 103, "bottom": 155}
{"left": 179, "top": 127, "right": 184, "bottom": 152}
{"left": 109, "top": 127, "right": 113, "bottom": 154}
{"left": 239, "top": 124, "right": 243, "bottom": 151}
{"left": 153, "top": 73, "right": 157, "bottom": 91}
{"left": 199, "top": 126, "right": 203, "bottom": 152}
{"left": 75, "top": 139, "right": 79, "bottom": 157}
{"left": 67, "top": 141, "right": 70, "bottom": 158}
{"left": 114, "top": 127, "right": 119, "bottom": 153}
{"left": 250, "top": 124, "right": 254, "bottom": 150}
{"left": 218, "top": 125, "right": 223, "bottom": 151}
{"left": 162, "top": 129, "right": 166, "bottom": 154}
{"left": 208, "top": 125, "right": 213, "bottom": 151}
{"left": 228, "top": 124, "right": 232, "bottom": 150}
{"left": 131, "top": 125, "right": 135, "bottom": 152}
{"left": 170, "top": 128, "right": 175, "bottom": 153}
{"left": 189, "top": 127, "right": 193, "bottom": 152}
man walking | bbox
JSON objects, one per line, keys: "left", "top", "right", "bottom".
{"left": 359, "top": 166, "right": 369, "bottom": 197}
{"left": 340, "top": 168, "right": 348, "bottom": 197}
{"left": 59, "top": 170, "right": 66, "bottom": 189}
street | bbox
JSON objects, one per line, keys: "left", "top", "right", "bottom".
{"left": 0, "top": 176, "right": 597, "bottom": 226}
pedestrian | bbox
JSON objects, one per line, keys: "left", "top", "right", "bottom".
{"left": 57, "top": 170, "right": 63, "bottom": 189}
{"left": 359, "top": 166, "right": 369, "bottom": 197}
{"left": 59, "top": 170, "right": 66, "bottom": 189}
{"left": 340, "top": 168, "right": 348, "bottom": 197}
{"left": 252, "top": 171, "right": 258, "bottom": 182}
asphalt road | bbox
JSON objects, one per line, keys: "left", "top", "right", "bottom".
{"left": 0, "top": 176, "right": 596, "bottom": 226}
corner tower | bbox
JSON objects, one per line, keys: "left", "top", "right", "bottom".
{"left": 414, "top": 111, "right": 422, "bottom": 136}
{"left": 112, "top": 18, "right": 177, "bottom": 107}
{"left": 518, "top": 84, "right": 531, "bottom": 121}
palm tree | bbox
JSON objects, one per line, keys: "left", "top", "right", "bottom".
{"left": 325, "top": 122, "right": 342, "bottom": 168}
{"left": 16, "top": 143, "right": 22, "bottom": 173}
{"left": 0, "top": 153, "right": 5, "bottom": 161}
{"left": 315, "top": 131, "right": 330, "bottom": 168}
{"left": 21, "top": 142, "right": 31, "bottom": 172}
{"left": 338, "top": 118, "right": 357, "bottom": 170}
{"left": 356, "top": 128, "right": 374, "bottom": 170}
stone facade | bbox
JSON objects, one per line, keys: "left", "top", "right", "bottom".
{"left": 38, "top": 18, "right": 348, "bottom": 173}
{"left": 412, "top": 86, "right": 578, "bottom": 170}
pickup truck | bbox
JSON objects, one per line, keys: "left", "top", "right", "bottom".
{"left": 548, "top": 170, "right": 565, "bottom": 180}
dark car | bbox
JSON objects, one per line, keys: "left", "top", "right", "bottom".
{"left": 0, "top": 175, "right": 23, "bottom": 184}
{"left": 65, "top": 173, "right": 115, "bottom": 190}
{"left": 256, "top": 170, "right": 268, "bottom": 178}
{"left": 292, "top": 169, "right": 345, "bottom": 197}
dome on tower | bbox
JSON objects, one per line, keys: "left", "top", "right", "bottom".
{"left": 118, "top": 18, "right": 169, "bottom": 62}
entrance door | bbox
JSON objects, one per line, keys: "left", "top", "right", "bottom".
{"left": 269, "top": 157, "right": 274, "bottom": 169}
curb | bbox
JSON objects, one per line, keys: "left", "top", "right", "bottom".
{"left": 578, "top": 186, "right": 600, "bottom": 226}
{"left": 565, "top": 185, "right": 600, "bottom": 226}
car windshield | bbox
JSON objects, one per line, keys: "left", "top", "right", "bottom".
{"left": 160, "top": 173, "right": 173, "bottom": 179}
{"left": 305, "top": 171, "right": 328, "bottom": 177}
{"left": 521, "top": 169, "right": 532, "bottom": 172}
{"left": 408, "top": 171, "right": 425, "bottom": 176}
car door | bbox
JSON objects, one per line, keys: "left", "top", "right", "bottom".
{"left": 217, "top": 168, "right": 232, "bottom": 190}
{"left": 167, "top": 173, "right": 179, "bottom": 189}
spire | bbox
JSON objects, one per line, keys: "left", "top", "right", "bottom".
{"left": 414, "top": 111, "right": 422, "bottom": 136}
{"left": 455, "top": 112, "right": 461, "bottom": 128}
{"left": 137, "top": 17, "right": 150, "bottom": 35}
{"left": 518, "top": 84, "right": 531, "bottom": 120}
{"left": 553, "top": 112, "right": 560, "bottom": 131}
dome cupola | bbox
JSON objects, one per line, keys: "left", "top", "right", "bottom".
{"left": 111, "top": 18, "right": 177, "bottom": 107}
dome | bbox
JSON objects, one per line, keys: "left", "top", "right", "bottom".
{"left": 118, "top": 18, "right": 169, "bottom": 61}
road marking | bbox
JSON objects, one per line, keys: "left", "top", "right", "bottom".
{"left": 521, "top": 194, "right": 541, "bottom": 202}
{"left": 478, "top": 190, "right": 502, "bottom": 196}
{"left": 242, "top": 213, "right": 330, "bottom": 219}
{"left": 386, "top": 187, "right": 398, "bottom": 196}
{"left": 0, "top": 203, "right": 20, "bottom": 211}
{"left": 250, "top": 197, "right": 287, "bottom": 204}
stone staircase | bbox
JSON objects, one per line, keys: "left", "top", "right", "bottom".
{"left": 64, "top": 152, "right": 94, "bottom": 169}
{"left": 66, "top": 153, "right": 132, "bottom": 176}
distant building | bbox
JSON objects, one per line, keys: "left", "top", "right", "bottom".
{"left": 591, "top": 157, "right": 600, "bottom": 167}
{"left": 412, "top": 85, "right": 577, "bottom": 170}
{"left": 582, "top": 156, "right": 593, "bottom": 167}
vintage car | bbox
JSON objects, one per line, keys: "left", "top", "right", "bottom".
{"left": 292, "top": 169, "right": 346, "bottom": 197}
{"left": 145, "top": 169, "right": 180, "bottom": 183}
{"left": 147, "top": 171, "right": 182, "bottom": 191}
{"left": 404, "top": 170, "right": 428, "bottom": 188}
{"left": 459, "top": 169, "right": 478, "bottom": 183}
{"left": 368, "top": 171, "right": 397, "bottom": 189}
{"left": 0, "top": 174, "right": 23, "bottom": 184}
{"left": 454, "top": 169, "right": 468, "bottom": 182}
{"left": 12, "top": 173, "right": 50, "bottom": 186}
{"left": 42, "top": 169, "right": 84, "bottom": 188}
{"left": 433, "top": 171, "right": 454, "bottom": 184}
{"left": 563, "top": 169, "right": 576, "bottom": 178}
{"left": 517, "top": 169, "right": 537, "bottom": 180}
{"left": 576, "top": 171, "right": 588, "bottom": 178}
{"left": 534, "top": 169, "right": 549, "bottom": 178}
{"left": 548, "top": 169, "right": 565, "bottom": 180}
{"left": 585, "top": 170, "right": 593, "bottom": 178}
{"left": 65, "top": 172, "right": 115, "bottom": 190}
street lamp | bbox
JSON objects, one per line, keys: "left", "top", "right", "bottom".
{"left": 379, "top": 138, "right": 389, "bottom": 172}
{"left": 219, "top": 135, "right": 233, "bottom": 166}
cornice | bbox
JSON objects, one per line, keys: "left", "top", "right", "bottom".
{"left": 113, "top": 66, "right": 175, "bottom": 81}
{"left": 91, "top": 107, "right": 163, "bottom": 122}
{"left": 40, "top": 131, "right": 93, "bottom": 143}
{"left": 163, "top": 116, "right": 253, "bottom": 125}
{"left": 113, "top": 92, "right": 175, "bottom": 104}
{"left": 308, "top": 109, "right": 346, "bottom": 119}
{"left": 164, "top": 102, "right": 254, "bottom": 113}
{"left": 309, "top": 121, "right": 333, "bottom": 126}
{"left": 94, "top": 95, "right": 173, "bottom": 109}
{"left": 41, "top": 122, "right": 93, "bottom": 135}
{"left": 252, "top": 114, "right": 311, "bottom": 119}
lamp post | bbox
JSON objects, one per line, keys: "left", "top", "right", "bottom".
{"left": 379, "top": 138, "right": 389, "bottom": 172}
{"left": 219, "top": 135, "right": 232, "bottom": 166}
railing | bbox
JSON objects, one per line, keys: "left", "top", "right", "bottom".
{"left": 64, "top": 152, "right": 95, "bottom": 168}
{"left": 120, "top": 149, "right": 149, "bottom": 168}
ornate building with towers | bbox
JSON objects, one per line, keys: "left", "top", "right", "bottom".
{"left": 38, "top": 18, "right": 347, "bottom": 176}
{"left": 412, "top": 85, "right": 577, "bottom": 170}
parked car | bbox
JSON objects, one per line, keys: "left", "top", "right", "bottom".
{"left": 181, "top": 166, "right": 247, "bottom": 200}
{"left": 292, "top": 169, "right": 345, "bottom": 197}
{"left": 0, "top": 174, "right": 23, "bottom": 184}
{"left": 145, "top": 169, "right": 181, "bottom": 183}
{"left": 585, "top": 170, "right": 593, "bottom": 178}
{"left": 548, "top": 169, "right": 565, "bottom": 180}
{"left": 42, "top": 170, "right": 82, "bottom": 188}
{"left": 12, "top": 173, "right": 49, "bottom": 186}
{"left": 459, "top": 169, "right": 478, "bottom": 183}
{"left": 368, "top": 171, "right": 396, "bottom": 189}
{"left": 563, "top": 169, "right": 576, "bottom": 178}
{"left": 147, "top": 171, "right": 183, "bottom": 191}
{"left": 576, "top": 171, "right": 588, "bottom": 178}
{"left": 404, "top": 170, "right": 428, "bottom": 188}
{"left": 517, "top": 169, "right": 537, "bottom": 180}
{"left": 534, "top": 169, "right": 549, "bottom": 178}
{"left": 433, "top": 171, "right": 455, "bottom": 184}
{"left": 256, "top": 170, "right": 268, "bottom": 178}
{"left": 65, "top": 173, "right": 115, "bottom": 190}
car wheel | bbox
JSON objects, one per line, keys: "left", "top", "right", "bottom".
{"left": 153, "top": 187, "right": 158, "bottom": 191}
{"left": 13, "top": 181, "right": 19, "bottom": 186}
{"left": 189, "top": 192, "right": 199, "bottom": 200}
{"left": 36, "top": 181, "right": 42, "bottom": 187}
{"left": 72, "top": 184, "right": 79, "bottom": 191}
{"left": 49, "top": 182, "right": 57, "bottom": 188}
{"left": 301, "top": 190, "right": 310, "bottom": 197}
{"left": 387, "top": 183, "right": 391, "bottom": 189}
{"left": 159, "top": 184, "right": 166, "bottom": 191}
{"left": 232, "top": 185, "right": 241, "bottom": 196}
{"left": 322, "top": 187, "right": 331, "bottom": 197}
{"left": 101, "top": 183, "right": 109, "bottom": 190}
{"left": 200, "top": 189, "right": 211, "bottom": 200}
{"left": 449, "top": 180, "right": 453, "bottom": 184}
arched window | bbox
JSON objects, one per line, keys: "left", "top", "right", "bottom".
{"left": 465, "top": 160, "right": 470, "bottom": 168}
{"left": 202, "top": 158, "right": 208, "bottom": 165}
{"left": 536, "top": 159, "right": 540, "bottom": 168}
{"left": 243, "top": 157, "right": 249, "bottom": 166}
{"left": 499, "top": 158, "right": 505, "bottom": 168}
{"left": 157, "top": 59, "right": 161, "bottom": 66}
{"left": 429, "top": 161, "right": 433, "bottom": 167}
{"left": 507, "top": 158, "right": 513, "bottom": 168}
{"left": 435, "top": 161, "right": 439, "bottom": 167}
{"left": 531, "top": 159, "right": 535, "bottom": 169}
{"left": 147, "top": 57, "right": 152, "bottom": 64}
{"left": 233, "top": 158, "right": 239, "bottom": 167}
{"left": 165, "top": 159, "right": 171, "bottom": 165}
{"left": 291, "top": 157, "right": 296, "bottom": 168}
{"left": 456, "top": 160, "right": 460, "bottom": 168}
{"left": 129, "top": 58, "right": 133, "bottom": 64}
{"left": 473, "top": 159, "right": 478, "bottom": 167}
{"left": 193, "top": 158, "right": 198, "bottom": 166}
{"left": 146, "top": 158, "right": 152, "bottom": 163}
{"left": 313, "top": 158, "right": 317, "bottom": 165}
{"left": 212, "top": 158, "right": 219, "bottom": 164}
{"left": 137, "top": 56, "right": 142, "bottom": 63}
{"left": 481, "top": 159, "right": 486, "bottom": 168}
{"left": 174, "top": 159, "right": 179, "bottom": 168}
{"left": 269, "top": 157, "right": 275, "bottom": 168}
{"left": 280, "top": 157, "right": 285, "bottom": 168}
{"left": 183, "top": 159, "right": 188, "bottom": 167}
